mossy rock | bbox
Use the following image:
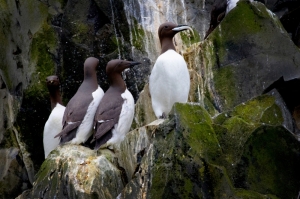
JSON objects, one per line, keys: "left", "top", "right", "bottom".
{"left": 233, "top": 126, "right": 300, "bottom": 199}
{"left": 213, "top": 94, "right": 284, "bottom": 165}
{"left": 194, "top": 0, "right": 300, "bottom": 112}
{"left": 20, "top": 145, "right": 124, "bottom": 199}
{"left": 121, "top": 103, "right": 229, "bottom": 198}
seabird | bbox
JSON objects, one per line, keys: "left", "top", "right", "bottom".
{"left": 43, "top": 75, "right": 65, "bottom": 158}
{"left": 92, "top": 59, "right": 140, "bottom": 150}
{"left": 149, "top": 22, "right": 190, "bottom": 119}
{"left": 54, "top": 57, "right": 104, "bottom": 145}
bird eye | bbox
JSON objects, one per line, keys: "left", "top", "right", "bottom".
{"left": 164, "top": 26, "right": 168, "bottom": 29}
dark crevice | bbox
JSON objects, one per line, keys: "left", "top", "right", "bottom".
{"left": 88, "top": 1, "right": 109, "bottom": 34}
{"left": 15, "top": 0, "right": 21, "bottom": 15}
{"left": 115, "top": 157, "right": 129, "bottom": 185}
{"left": 0, "top": 76, "right": 6, "bottom": 89}
{"left": 28, "top": 29, "right": 33, "bottom": 39}
{"left": 16, "top": 20, "right": 21, "bottom": 30}
{"left": 273, "top": 0, "right": 300, "bottom": 47}
{"left": 17, "top": 61, "right": 23, "bottom": 69}
{"left": 14, "top": 82, "right": 23, "bottom": 97}
{"left": 51, "top": 13, "right": 63, "bottom": 27}
{"left": 13, "top": 46, "right": 22, "bottom": 55}
{"left": 132, "top": 148, "right": 146, "bottom": 178}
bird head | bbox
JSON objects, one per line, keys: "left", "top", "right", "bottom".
{"left": 46, "top": 75, "right": 60, "bottom": 87}
{"left": 158, "top": 22, "right": 191, "bottom": 40}
{"left": 106, "top": 59, "right": 141, "bottom": 75}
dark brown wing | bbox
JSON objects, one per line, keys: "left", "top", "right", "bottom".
{"left": 54, "top": 91, "right": 93, "bottom": 142}
{"left": 93, "top": 91, "right": 124, "bottom": 141}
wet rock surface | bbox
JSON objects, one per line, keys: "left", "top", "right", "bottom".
{"left": 17, "top": 145, "right": 124, "bottom": 199}
{"left": 1, "top": 0, "right": 300, "bottom": 198}
{"left": 185, "top": 1, "right": 300, "bottom": 114}
{"left": 120, "top": 101, "right": 300, "bottom": 199}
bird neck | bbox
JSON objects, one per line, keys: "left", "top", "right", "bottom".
{"left": 49, "top": 88, "right": 63, "bottom": 110}
{"left": 83, "top": 71, "right": 98, "bottom": 89}
{"left": 109, "top": 73, "right": 126, "bottom": 93}
{"left": 160, "top": 37, "right": 176, "bottom": 54}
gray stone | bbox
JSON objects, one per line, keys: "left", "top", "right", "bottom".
{"left": 18, "top": 145, "right": 124, "bottom": 199}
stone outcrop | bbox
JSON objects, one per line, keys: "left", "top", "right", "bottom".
{"left": 20, "top": 97, "right": 300, "bottom": 198}
{"left": 120, "top": 98, "right": 300, "bottom": 199}
{"left": 17, "top": 145, "right": 124, "bottom": 199}
{"left": 2, "top": 0, "right": 300, "bottom": 198}
{"left": 183, "top": 0, "right": 300, "bottom": 137}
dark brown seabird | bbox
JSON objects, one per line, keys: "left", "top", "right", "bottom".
{"left": 204, "top": 0, "right": 227, "bottom": 39}
{"left": 54, "top": 57, "right": 104, "bottom": 145}
{"left": 43, "top": 75, "right": 65, "bottom": 158}
{"left": 92, "top": 59, "right": 140, "bottom": 150}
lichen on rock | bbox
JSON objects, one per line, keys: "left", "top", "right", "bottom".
{"left": 20, "top": 145, "right": 124, "bottom": 199}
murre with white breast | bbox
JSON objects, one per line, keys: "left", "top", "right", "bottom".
{"left": 92, "top": 59, "right": 140, "bottom": 150}
{"left": 43, "top": 75, "right": 65, "bottom": 158}
{"left": 149, "top": 22, "right": 190, "bottom": 119}
{"left": 54, "top": 57, "right": 104, "bottom": 145}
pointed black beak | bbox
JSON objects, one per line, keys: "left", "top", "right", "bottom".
{"left": 129, "top": 61, "right": 141, "bottom": 68}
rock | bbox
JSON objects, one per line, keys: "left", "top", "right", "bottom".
{"left": 132, "top": 70, "right": 206, "bottom": 129}
{"left": 213, "top": 94, "right": 284, "bottom": 164}
{"left": 233, "top": 125, "right": 300, "bottom": 199}
{"left": 120, "top": 100, "right": 300, "bottom": 198}
{"left": 120, "top": 103, "right": 227, "bottom": 198}
{"left": 18, "top": 145, "right": 124, "bottom": 199}
{"left": 17, "top": 98, "right": 300, "bottom": 199}
{"left": 0, "top": 148, "right": 31, "bottom": 199}
{"left": 184, "top": 0, "right": 300, "bottom": 113}
{"left": 116, "top": 120, "right": 157, "bottom": 181}
{"left": 132, "top": 84, "right": 156, "bottom": 129}
{"left": 272, "top": 0, "right": 300, "bottom": 47}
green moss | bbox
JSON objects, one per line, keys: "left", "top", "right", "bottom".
{"left": 171, "top": 103, "right": 223, "bottom": 164}
{"left": 71, "top": 22, "right": 91, "bottom": 44}
{"left": 232, "top": 95, "right": 275, "bottom": 122}
{"left": 214, "top": 66, "right": 238, "bottom": 110}
{"left": 0, "top": 128, "right": 19, "bottom": 149}
{"left": 203, "top": 93, "right": 219, "bottom": 116}
{"left": 216, "top": 116, "right": 258, "bottom": 164}
{"left": 16, "top": 20, "right": 58, "bottom": 172}
{"left": 131, "top": 17, "right": 146, "bottom": 52}
{"left": 260, "top": 104, "right": 283, "bottom": 125}
{"left": 213, "top": 111, "right": 232, "bottom": 125}
{"left": 211, "top": 30, "right": 227, "bottom": 63}
{"left": 0, "top": 0, "right": 8, "bottom": 10}
{"left": 235, "top": 126, "right": 300, "bottom": 198}
{"left": 221, "top": 1, "right": 263, "bottom": 38}
{"left": 180, "top": 28, "right": 200, "bottom": 46}
{"left": 28, "top": 21, "right": 58, "bottom": 98}
{"left": 213, "top": 95, "right": 285, "bottom": 165}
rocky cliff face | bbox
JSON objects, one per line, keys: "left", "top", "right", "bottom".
{"left": 1, "top": 0, "right": 300, "bottom": 198}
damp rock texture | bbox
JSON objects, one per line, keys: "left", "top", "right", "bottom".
{"left": 17, "top": 145, "right": 124, "bottom": 199}
{"left": 184, "top": 0, "right": 300, "bottom": 113}
{"left": 120, "top": 101, "right": 300, "bottom": 199}
{"left": 2, "top": 0, "right": 300, "bottom": 199}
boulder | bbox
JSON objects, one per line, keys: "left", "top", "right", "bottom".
{"left": 120, "top": 101, "right": 299, "bottom": 198}
{"left": 17, "top": 145, "right": 124, "bottom": 199}
{"left": 184, "top": 0, "right": 300, "bottom": 113}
